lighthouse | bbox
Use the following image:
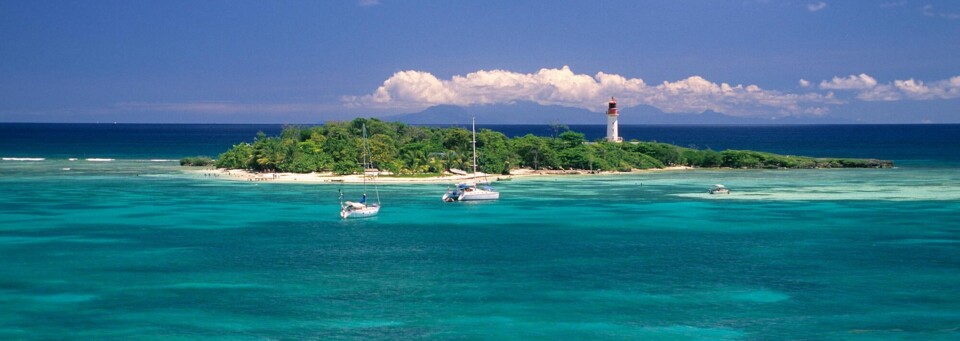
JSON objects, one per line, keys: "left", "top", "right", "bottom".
{"left": 606, "top": 96, "right": 622, "bottom": 142}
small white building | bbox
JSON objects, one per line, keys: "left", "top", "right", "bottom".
{"left": 606, "top": 97, "right": 622, "bottom": 142}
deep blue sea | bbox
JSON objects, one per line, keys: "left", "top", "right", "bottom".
{"left": 2, "top": 123, "right": 959, "bottom": 339}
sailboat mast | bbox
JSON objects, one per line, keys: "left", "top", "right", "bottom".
{"left": 362, "top": 124, "right": 367, "bottom": 191}
{"left": 362, "top": 123, "right": 381, "bottom": 205}
{"left": 472, "top": 117, "right": 477, "bottom": 175}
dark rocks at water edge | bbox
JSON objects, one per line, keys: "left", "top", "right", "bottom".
{"left": 812, "top": 158, "right": 893, "bottom": 169}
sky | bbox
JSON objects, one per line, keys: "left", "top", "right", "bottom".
{"left": 1, "top": 0, "right": 959, "bottom": 124}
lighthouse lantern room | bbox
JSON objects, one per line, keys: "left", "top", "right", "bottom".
{"left": 606, "top": 97, "right": 622, "bottom": 143}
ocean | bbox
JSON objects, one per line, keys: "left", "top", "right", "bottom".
{"left": 1, "top": 123, "right": 959, "bottom": 339}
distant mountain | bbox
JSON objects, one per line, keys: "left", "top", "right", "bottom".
{"left": 387, "top": 105, "right": 473, "bottom": 125}
{"left": 386, "top": 102, "right": 600, "bottom": 125}
{"left": 385, "top": 102, "right": 852, "bottom": 125}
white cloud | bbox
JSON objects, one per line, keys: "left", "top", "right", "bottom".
{"left": 807, "top": 1, "right": 827, "bottom": 12}
{"left": 819, "top": 74, "right": 878, "bottom": 90}
{"left": 922, "top": 4, "right": 960, "bottom": 19}
{"left": 344, "top": 66, "right": 840, "bottom": 117}
{"left": 820, "top": 75, "right": 960, "bottom": 101}
{"left": 799, "top": 79, "right": 811, "bottom": 88}
{"left": 856, "top": 85, "right": 902, "bottom": 101}
{"left": 894, "top": 77, "right": 960, "bottom": 99}
{"left": 895, "top": 79, "right": 931, "bottom": 98}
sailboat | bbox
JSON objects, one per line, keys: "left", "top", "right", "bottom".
{"left": 708, "top": 184, "right": 731, "bottom": 195}
{"left": 442, "top": 118, "right": 500, "bottom": 202}
{"left": 340, "top": 124, "right": 381, "bottom": 219}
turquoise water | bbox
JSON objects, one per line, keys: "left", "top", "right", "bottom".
{"left": 2, "top": 124, "right": 959, "bottom": 339}
{"left": 2, "top": 157, "right": 959, "bottom": 339}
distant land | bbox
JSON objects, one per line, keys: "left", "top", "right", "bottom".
{"left": 385, "top": 101, "right": 853, "bottom": 125}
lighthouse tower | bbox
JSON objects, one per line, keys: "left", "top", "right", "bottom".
{"left": 606, "top": 97, "right": 622, "bottom": 142}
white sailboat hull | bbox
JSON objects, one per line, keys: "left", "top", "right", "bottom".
{"left": 443, "top": 186, "right": 500, "bottom": 202}
{"left": 341, "top": 204, "right": 380, "bottom": 219}
{"left": 338, "top": 123, "right": 382, "bottom": 219}
{"left": 441, "top": 192, "right": 456, "bottom": 202}
{"left": 440, "top": 117, "right": 502, "bottom": 202}
{"left": 458, "top": 190, "right": 500, "bottom": 201}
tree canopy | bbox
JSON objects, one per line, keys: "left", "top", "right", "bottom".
{"left": 207, "top": 118, "right": 892, "bottom": 174}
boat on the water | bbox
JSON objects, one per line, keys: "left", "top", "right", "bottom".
{"left": 340, "top": 195, "right": 379, "bottom": 219}
{"left": 340, "top": 124, "right": 381, "bottom": 219}
{"left": 442, "top": 117, "right": 500, "bottom": 202}
{"left": 443, "top": 181, "right": 500, "bottom": 202}
{"left": 709, "top": 184, "right": 730, "bottom": 194}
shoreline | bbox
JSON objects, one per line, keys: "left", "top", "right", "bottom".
{"left": 188, "top": 166, "right": 696, "bottom": 184}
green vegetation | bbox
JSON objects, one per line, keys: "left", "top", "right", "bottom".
{"left": 209, "top": 118, "right": 893, "bottom": 174}
{"left": 180, "top": 156, "right": 214, "bottom": 167}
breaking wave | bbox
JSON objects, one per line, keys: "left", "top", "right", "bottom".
{"left": 2, "top": 157, "right": 45, "bottom": 161}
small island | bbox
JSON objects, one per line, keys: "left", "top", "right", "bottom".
{"left": 183, "top": 118, "right": 893, "bottom": 182}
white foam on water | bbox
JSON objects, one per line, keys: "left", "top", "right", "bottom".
{"left": 86, "top": 158, "right": 114, "bottom": 162}
{"left": 148, "top": 159, "right": 178, "bottom": 162}
{"left": 68, "top": 158, "right": 78, "bottom": 161}
{"left": 675, "top": 183, "right": 960, "bottom": 201}
{"left": 2, "top": 157, "right": 44, "bottom": 161}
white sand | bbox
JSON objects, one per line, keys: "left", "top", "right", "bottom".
{"left": 187, "top": 166, "right": 694, "bottom": 184}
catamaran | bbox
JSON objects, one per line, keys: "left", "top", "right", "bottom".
{"left": 340, "top": 124, "right": 381, "bottom": 219}
{"left": 442, "top": 118, "right": 500, "bottom": 202}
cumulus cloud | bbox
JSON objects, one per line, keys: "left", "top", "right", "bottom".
{"left": 344, "top": 66, "right": 839, "bottom": 117}
{"left": 819, "top": 73, "right": 878, "bottom": 90}
{"left": 807, "top": 1, "right": 827, "bottom": 12}
{"left": 856, "top": 85, "right": 901, "bottom": 101}
{"left": 819, "top": 74, "right": 960, "bottom": 101}
{"left": 894, "top": 77, "right": 960, "bottom": 99}
{"left": 799, "top": 79, "right": 811, "bottom": 88}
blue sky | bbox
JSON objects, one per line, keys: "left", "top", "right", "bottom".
{"left": 1, "top": 0, "right": 959, "bottom": 123}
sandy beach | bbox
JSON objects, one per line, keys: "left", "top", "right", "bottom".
{"left": 189, "top": 166, "right": 695, "bottom": 184}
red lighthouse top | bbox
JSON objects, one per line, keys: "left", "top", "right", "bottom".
{"left": 607, "top": 96, "right": 618, "bottom": 116}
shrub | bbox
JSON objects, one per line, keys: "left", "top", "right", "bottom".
{"left": 180, "top": 156, "right": 214, "bottom": 167}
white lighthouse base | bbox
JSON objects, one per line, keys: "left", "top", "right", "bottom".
{"left": 606, "top": 114, "right": 622, "bottom": 142}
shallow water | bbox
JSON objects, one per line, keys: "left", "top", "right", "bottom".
{"left": 3, "top": 123, "right": 959, "bottom": 339}
{"left": 1, "top": 157, "right": 959, "bottom": 339}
